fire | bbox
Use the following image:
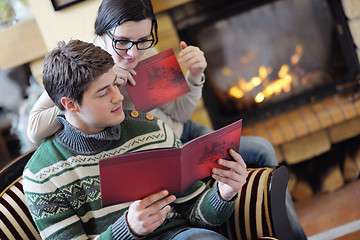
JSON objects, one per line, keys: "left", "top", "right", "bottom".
{"left": 229, "top": 86, "right": 244, "bottom": 99}
{"left": 227, "top": 44, "right": 303, "bottom": 104}
{"left": 222, "top": 67, "right": 233, "bottom": 77}
{"left": 254, "top": 65, "right": 293, "bottom": 103}
{"left": 258, "top": 65, "right": 270, "bottom": 79}
{"left": 291, "top": 45, "right": 303, "bottom": 65}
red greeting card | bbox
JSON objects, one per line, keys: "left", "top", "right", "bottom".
{"left": 99, "top": 119, "right": 242, "bottom": 207}
{"left": 125, "top": 48, "right": 190, "bottom": 113}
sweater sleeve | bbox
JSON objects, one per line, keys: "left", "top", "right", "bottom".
{"left": 27, "top": 91, "right": 62, "bottom": 143}
{"left": 23, "top": 167, "right": 137, "bottom": 240}
{"left": 173, "top": 181, "right": 236, "bottom": 228}
{"left": 111, "top": 211, "right": 146, "bottom": 240}
{"left": 189, "top": 182, "right": 237, "bottom": 227}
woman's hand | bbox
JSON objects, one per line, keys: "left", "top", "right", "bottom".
{"left": 127, "top": 190, "right": 176, "bottom": 236}
{"left": 178, "top": 41, "right": 207, "bottom": 82}
{"left": 212, "top": 149, "right": 248, "bottom": 201}
{"left": 113, "top": 64, "right": 137, "bottom": 86}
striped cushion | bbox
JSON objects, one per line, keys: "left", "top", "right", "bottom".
{"left": 1, "top": 168, "right": 274, "bottom": 240}
{"left": 0, "top": 177, "right": 41, "bottom": 240}
{"left": 208, "top": 168, "right": 276, "bottom": 240}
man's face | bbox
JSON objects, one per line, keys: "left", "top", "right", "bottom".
{"left": 75, "top": 68, "right": 125, "bottom": 134}
{"left": 103, "top": 19, "right": 153, "bottom": 71}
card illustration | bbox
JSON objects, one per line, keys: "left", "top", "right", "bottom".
{"left": 126, "top": 48, "right": 190, "bottom": 112}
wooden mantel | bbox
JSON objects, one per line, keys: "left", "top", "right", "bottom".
{"left": 0, "top": 18, "right": 47, "bottom": 70}
{"left": 152, "top": 0, "right": 193, "bottom": 13}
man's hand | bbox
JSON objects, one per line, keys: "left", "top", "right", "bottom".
{"left": 212, "top": 149, "right": 248, "bottom": 201}
{"left": 113, "top": 64, "right": 137, "bottom": 86}
{"left": 127, "top": 190, "right": 176, "bottom": 236}
{"left": 178, "top": 41, "right": 207, "bottom": 81}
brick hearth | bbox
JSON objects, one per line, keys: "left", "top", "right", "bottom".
{"left": 242, "top": 94, "right": 360, "bottom": 164}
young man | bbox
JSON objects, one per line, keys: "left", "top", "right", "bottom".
{"left": 23, "top": 40, "right": 248, "bottom": 240}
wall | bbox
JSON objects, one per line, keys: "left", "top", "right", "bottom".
{"left": 27, "top": 0, "right": 101, "bottom": 50}
{"left": 343, "top": 0, "right": 360, "bottom": 61}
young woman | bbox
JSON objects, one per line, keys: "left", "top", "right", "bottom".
{"left": 26, "top": 0, "right": 307, "bottom": 239}
{"left": 28, "top": 0, "right": 208, "bottom": 145}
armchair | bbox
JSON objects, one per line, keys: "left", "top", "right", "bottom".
{"left": 0, "top": 150, "right": 295, "bottom": 240}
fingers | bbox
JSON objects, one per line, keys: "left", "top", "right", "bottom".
{"left": 127, "top": 69, "right": 137, "bottom": 86}
{"left": 178, "top": 46, "right": 205, "bottom": 64}
{"left": 216, "top": 150, "right": 248, "bottom": 178}
{"left": 113, "top": 65, "right": 137, "bottom": 86}
{"left": 139, "top": 190, "right": 176, "bottom": 215}
{"left": 212, "top": 149, "right": 248, "bottom": 195}
{"left": 229, "top": 149, "right": 247, "bottom": 168}
{"left": 178, "top": 44, "right": 207, "bottom": 74}
{"left": 127, "top": 190, "right": 176, "bottom": 236}
{"left": 180, "top": 41, "right": 187, "bottom": 50}
{"left": 212, "top": 160, "right": 248, "bottom": 186}
{"left": 118, "top": 71, "right": 136, "bottom": 86}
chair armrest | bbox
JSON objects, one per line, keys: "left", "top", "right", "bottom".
{"left": 206, "top": 166, "right": 294, "bottom": 240}
{"left": 0, "top": 149, "right": 35, "bottom": 192}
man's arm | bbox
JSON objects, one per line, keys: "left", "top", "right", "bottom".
{"left": 23, "top": 174, "right": 121, "bottom": 239}
{"left": 22, "top": 150, "right": 136, "bottom": 240}
{"left": 173, "top": 182, "right": 237, "bottom": 228}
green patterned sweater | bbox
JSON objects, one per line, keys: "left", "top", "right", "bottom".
{"left": 23, "top": 111, "right": 236, "bottom": 239}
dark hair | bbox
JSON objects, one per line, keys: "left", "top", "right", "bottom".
{"left": 94, "top": 0, "right": 158, "bottom": 46}
{"left": 42, "top": 40, "right": 114, "bottom": 111}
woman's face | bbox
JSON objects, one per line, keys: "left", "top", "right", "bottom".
{"left": 103, "top": 19, "right": 153, "bottom": 71}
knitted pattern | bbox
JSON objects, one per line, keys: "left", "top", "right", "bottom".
{"left": 23, "top": 111, "right": 235, "bottom": 239}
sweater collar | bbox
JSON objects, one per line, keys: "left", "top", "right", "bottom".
{"left": 54, "top": 114, "right": 122, "bottom": 155}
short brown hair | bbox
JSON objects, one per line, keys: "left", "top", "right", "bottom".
{"left": 42, "top": 40, "right": 114, "bottom": 111}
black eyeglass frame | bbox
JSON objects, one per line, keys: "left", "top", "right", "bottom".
{"left": 106, "top": 31, "right": 155, "bottom": 51}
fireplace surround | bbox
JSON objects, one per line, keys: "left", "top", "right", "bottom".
{"left": 169, "top": 0, "right": 360, "bottom": 129}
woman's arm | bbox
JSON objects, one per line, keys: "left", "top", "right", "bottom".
{"left": 157, "top": 41, "right": 207, "bottom": 123}
{"left": 27, "top": 91, "right": 62, "bottom": 143}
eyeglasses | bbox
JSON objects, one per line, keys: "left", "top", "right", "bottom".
{"left": 106, "top": 32, "right": 155, "bottom": 51}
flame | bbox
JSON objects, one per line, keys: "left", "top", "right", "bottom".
{"left": 228, "top": 44, "right": 304, "bottom": 104}
{"left": 259, "top": 65, "right": 271, "bottom": 79}
{"left": 278, "top": 64, "right": 289, "bottom": 78}
{"left": 239, "top": 78, "right": 255, "bottom": 92}
{"left": 240, "top": 50, "right": 256, "bottom": 64}
{"left": 222, "top": 67, "right": 233, "bottom": 77}
{"left": 291, "top": 45, "right": 303, "bottom": 65}
{"left": 255, "top": 92, "right": 265, "bottom": 103}
{"left": 229, "top": 86, "right": 244, "bottom": 99}
{"left": 251, "top": 76, "right": 262, "bottom": 86}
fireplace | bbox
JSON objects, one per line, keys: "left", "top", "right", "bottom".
{"left": 168, "top": 0, "right": 360, "bottom": 129}
{"left": 163, "top": 0, "right": 360, "bottom": 199}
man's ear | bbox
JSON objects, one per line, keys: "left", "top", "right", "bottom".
{"left": 61, "top": 97, "right": 79, "bottom": 112}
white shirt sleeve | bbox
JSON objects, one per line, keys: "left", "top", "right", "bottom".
{"left": 27, "top": 91, "right": 62, "bottom": 143}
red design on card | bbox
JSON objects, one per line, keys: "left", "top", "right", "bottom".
{"left": 126, "top": 48, "right": 190, "bottom": 112}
